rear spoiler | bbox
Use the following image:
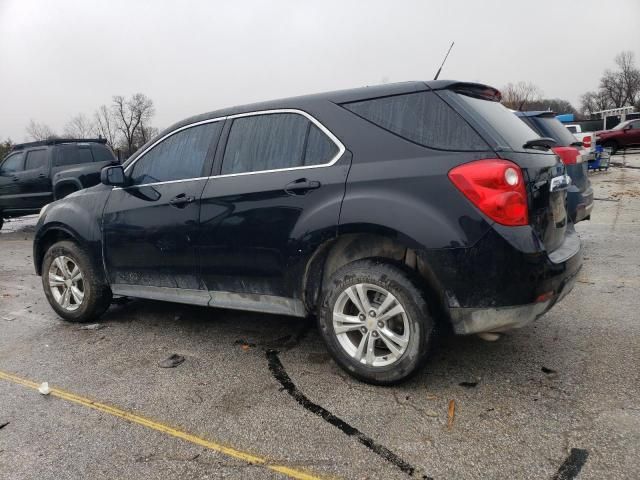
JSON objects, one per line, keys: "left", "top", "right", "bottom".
{"left": 440, "top": 82, "right": 502, "bottom": 102}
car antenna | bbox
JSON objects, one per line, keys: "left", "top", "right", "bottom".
{"left": 433, "top": 41, "right": 455, "bottom": 80}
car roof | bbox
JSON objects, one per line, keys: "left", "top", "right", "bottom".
{"left": 12, "top": 138, "right": 107, "bottom": 151}
{"left": 123, "top": 80, "right": 499, "bottom": 166}
{"left": 167, "top": 80, "right": 499, "bottom": 131}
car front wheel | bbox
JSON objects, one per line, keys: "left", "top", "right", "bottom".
{"left": 318, "top": 259, "right": 433, "bottom": 385}
{"left": 42, "top": 240, "right": 112, "bottom": 322}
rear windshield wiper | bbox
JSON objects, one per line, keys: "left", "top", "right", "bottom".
{"left": 523, "top": 137, "right": 557, "bottom": 150}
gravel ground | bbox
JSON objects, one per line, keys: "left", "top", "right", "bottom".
{"left": 1, "top": 152, "right": 639, "bottom": 480}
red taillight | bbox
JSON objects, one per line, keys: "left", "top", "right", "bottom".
{"left": 552, "top": 146, "right": 579, "bottom": 165}
{"left": 582, "top": 135, "right": 591, "bottom": 148}
{"left": 448, "top": 159, "right": 528, "bottom": 226}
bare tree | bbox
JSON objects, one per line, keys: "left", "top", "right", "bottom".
{"left": 112, "top": 93, "right": 155, "bottom": 155}
{"left": 501, "top": 81, "right": 543, "bottom": 110}
{"left": 527, "top": 98, "right": 577, "bottom": 115}
{"left": 63, "top": 113, "right": 94, "bottom": 138}
{"left": 584, "top": 51, "right": 640, "bottom": 113}
{"left": 580, "top": 90, "right": 612, "bottom": 114}
{"left": 94, "top": 105, "right": 119, "bottom": 148}
{"left": 26, "top": 119, "right": 56, "bottom": 141}
{"left": 0, "top": 138, "right": 14, "bottom": 160}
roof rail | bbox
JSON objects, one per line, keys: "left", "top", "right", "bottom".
{"left": 12, "top": 138, "right": 107, "bottom": 150}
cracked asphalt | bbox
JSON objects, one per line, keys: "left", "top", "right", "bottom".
{"left": 1, "top": 152, "right": 639, "bottom": 479}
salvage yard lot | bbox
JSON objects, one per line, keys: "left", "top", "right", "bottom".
{"left": 1, "top": 154, "right": 640, "bottom": 480}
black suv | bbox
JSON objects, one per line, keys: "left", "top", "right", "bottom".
{"left": 0, "top": 138, "right": 117, "bottom": 230}
{"left": 516, "top": 111, "right": 594, "bottom": 224}
{"left": 34, "top": 81, "right": 582, "bottom": 384}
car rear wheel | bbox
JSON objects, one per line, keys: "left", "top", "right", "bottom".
{"left": 42, "top": 240, "right": 112, "bottom": 322}
{"left": 318, "top": 259, "right": 433, "bottom": 385}
{"left": 0, "top": 217, "right": 3, "bottom": 231}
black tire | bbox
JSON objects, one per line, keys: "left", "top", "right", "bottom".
{"left": 41, "top": 240, "right": 112, "bottom": 322}
{"left": 0, "top": 217, "right": 3, "bottom": 231}
{"left": 55, "top": 184, "right": 78, "bottom": 200}
{"left": 317, "top": 259, "right": 434, "bottom": 385}
{"left": 603, "top": 140, "right": 618, "bottom": 155}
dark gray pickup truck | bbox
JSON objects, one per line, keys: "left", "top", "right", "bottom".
{"left": 0, "top": 138, "right": 118, "bottom": 230}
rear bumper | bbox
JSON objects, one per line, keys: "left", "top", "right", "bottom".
{"left": 418, "top": 223, "right": 583, "bottom": 335}
{"left": 449, "top": 261, "right": 580, "bottom": 334}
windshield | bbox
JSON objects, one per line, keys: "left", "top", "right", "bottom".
{"left": 455, "top": 93, "right": 541, "bottom": 152}
{"left": 527, "top": 116, "right": 578, "bottom": 147}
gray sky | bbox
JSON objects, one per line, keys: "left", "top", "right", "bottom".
{"left": 1, "top": 0, "right": 639, "bottom": 141}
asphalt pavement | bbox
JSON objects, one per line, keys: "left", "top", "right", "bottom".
{"left": 1, "top": 152, "right": 639, "bottom": 479}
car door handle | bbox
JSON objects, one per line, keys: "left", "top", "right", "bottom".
{"left": 11, "top": 176, "right": 19, "bottom": 182}
{"left": 38, "top": 173, "right": 47, "bottom": 178}
{"left": 169, "top": 193, "right": 196, "bottom": 208}
{"left": 284, "top": 178, "right": 321, "bottom": 195}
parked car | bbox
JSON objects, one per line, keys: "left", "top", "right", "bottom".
{"left": 34, "top": 81, "right": 582, "bottom": 384}
{"left": 564, "top": 123, "right": 596, "bottom": 157}
{"left": 596, "top": 119, "right": 640, "bottom": 153}
{"left": 516, "top": 111, "right": 594, "bottom": 223}
{"left": 0, "top": 139, "right": 117, "bottom": 230}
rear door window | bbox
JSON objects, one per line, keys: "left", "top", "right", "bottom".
{"left": 55, "top": 145, "right": 79, "bottom": 166}
{"left": 221, "top": 113, "right": 340, "bottom": 175}
{"left": 342, "top": 91, "right": 488, "bottom": 150}
{"left": 130, "top": 121, "right": 221, "bottom": 185}
{"left": 24, "top": 149, "right": 48, "bottom": 170}
{"left": 0, "top": 152, "right": 24, "bottom": 174}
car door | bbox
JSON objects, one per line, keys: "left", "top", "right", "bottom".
{"left": 102, "top": 120, "right": 223, "bottom": 300}
{"left": 198, "top": 110, "right": 349, "bottom": 311}
{"left": 0, "top": 151, "right": 26, "bottom": 212}
{"left": 11, "top": 148, "right": 52, "bottom": 210}
{"left": 623, "top": 120, "right": 640, "bottom": 146}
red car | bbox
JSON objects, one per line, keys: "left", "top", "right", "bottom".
{"left": 596, "top": 119, "right": 640, "bottom": 153}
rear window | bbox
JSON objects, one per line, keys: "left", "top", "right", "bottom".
{"left": 456, "top": 94, "right": 540, "bottom": 152}
{"left": 342, "top": 91, "right": 488, "bottom": 151}
{"left": 523, "top": 116, "right": 578, "bottom": 147}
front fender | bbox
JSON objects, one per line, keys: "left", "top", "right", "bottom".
{"left": 34, "top": 185, "right": 109, "bottom": 275}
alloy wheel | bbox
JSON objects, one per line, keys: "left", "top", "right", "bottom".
{"left": 332, "top": 283, "right": 410, "bottom": 367}
{"left": 48, "top": 256, "right": 84, "bottom": 312}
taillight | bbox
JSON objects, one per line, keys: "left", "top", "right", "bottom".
{"left": 552, "top": 146, "right": 579, "bottom": 165}
{"left": 448, "top": 159, "right": 528, "bottom": 226}
{"left": 582, "top": 135, "right": 591, "bottom": 148}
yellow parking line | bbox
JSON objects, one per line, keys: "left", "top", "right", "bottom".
{"left": 0, "top": 370, "right": 328, "bottom": 480}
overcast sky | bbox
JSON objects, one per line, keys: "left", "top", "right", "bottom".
{"left": 1, "top": 0, "right": 639, "bottom": 141}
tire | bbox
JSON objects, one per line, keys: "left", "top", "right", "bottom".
{"left": 55, "top": 184, "right": 78, "bottom": 200}
{"left": 603, "top": 140, "right": 618, "bottom": 155}
{"left": 41, "top": 240, "right": 112, "bottom": 322}
{"left": 0, "top": 217, "right": 3, "bottom": 231}
{"left": 317, "top": 259, "right": 434, "bottom": 385}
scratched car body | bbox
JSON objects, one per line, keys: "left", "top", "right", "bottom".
{"left": 34, "top": 80, "right": 582, "bottom": 384}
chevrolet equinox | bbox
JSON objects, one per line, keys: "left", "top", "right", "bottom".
{"left": 34, "top": 81, "right": 582, "bottom": 384}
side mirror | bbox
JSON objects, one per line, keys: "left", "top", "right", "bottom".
{"left": 101, "top": 165, "right": 127, "bottom": 187}
{"left": 624, "top": 124, "right": 632, "bottom": 131}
